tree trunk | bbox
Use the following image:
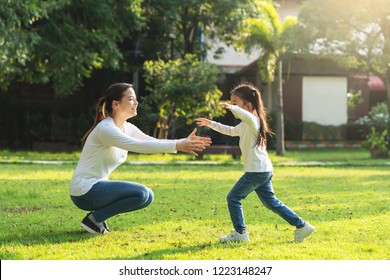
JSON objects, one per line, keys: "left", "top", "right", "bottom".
{"left": 157, "top": 116, "right": 169, "bottom": 139}
{"left": 276, "top": 60, "right": 285, "bottom": 156}
{"left": 157, "top": 110, "right": 175, "bottom": 139}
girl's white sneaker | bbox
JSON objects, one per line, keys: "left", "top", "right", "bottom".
{"left": 220, "top": 230, "right": 250, "bottom": 242}
{"left": 294, "top": 222, "right": 315, "bottom": 242}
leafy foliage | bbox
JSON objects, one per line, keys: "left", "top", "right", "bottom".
{"left": 362, "top": 127, "right": 389, "bottom": 159}
{"left": 141, "top": 0, "right": 257, "bottom": 60}
{"left": 354, "top": 102, "right": 390, "bottom": 133}
{"left": 234, "top": 1, "right": 298, "bottom": 82}
{"left": 347, "top": 90, "right": 364, "bottom": 111}
{"left": 360, "top": 103, "right": 389, "bottom": 157}
{"left": 143, "top": 54, "right": 224, "bottom": 137}
{"left": 296, "top": 0, "right": 390, "bottom": 108}
{"left": 0, "top": 0, "right": 144, "bottom": 95}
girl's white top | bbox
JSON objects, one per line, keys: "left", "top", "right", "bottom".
{"left": 208, "top": 105, "right": 273, "bottom": 173}
{"left": 70, "top": 117, "right": 177, "bottom": 196}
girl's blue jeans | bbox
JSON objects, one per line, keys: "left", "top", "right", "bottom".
{"left": 70, "top": 180, "right": 154, "bottom": 223}
{"left": 227, "top": 172, "right": 305, "bottom": 233}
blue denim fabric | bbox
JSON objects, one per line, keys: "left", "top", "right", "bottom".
{"left": 71, "top": 180, "right": 154, "bottom": 223}
{"left": 227, "top": 172, "right": 305, "bottom": 233}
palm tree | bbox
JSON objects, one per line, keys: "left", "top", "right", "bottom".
{"left": 235, "top": 1, "right": 298, "bottom": 156}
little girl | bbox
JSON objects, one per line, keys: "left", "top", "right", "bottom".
{"left": 196, "top": 82, "right": 315, "bottom": 243}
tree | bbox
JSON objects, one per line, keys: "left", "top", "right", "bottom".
{"left": 297, "top": 0, "right": 390, "bottom": 111}
{"left": 143, "top": 54, "right": 225, "bottom": 139}
{"left": 140, "top": 0, "right": 257, "bottom": 60}
{"left": 0, "top": 0, "right": 144, "bottom": 95}
{"left": 233, "top": 1, "right": 298, "bottom": 156}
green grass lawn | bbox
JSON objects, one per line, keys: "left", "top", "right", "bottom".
{"left": 0, "top": 149, "right": 389, "bottom": 260}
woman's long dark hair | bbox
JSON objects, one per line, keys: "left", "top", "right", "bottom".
{"left": 230, "top": 82, "right": 272, "bottom": 147}
{"left": 80, "top": 83, "right": 133, "bottom": 147}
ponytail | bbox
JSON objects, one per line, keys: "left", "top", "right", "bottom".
{"left": 230, "top": 83, "right": 272, "bottom": 148}
{"left": 80, "top": 97, "right": 106, "bottom": 147}
{"left": 80, "top": 83, "right": 133, "bottom": 148}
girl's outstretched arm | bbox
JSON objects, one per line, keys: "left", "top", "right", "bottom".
{"left": 196, "top": 117, "right": 240, "bottom": 137}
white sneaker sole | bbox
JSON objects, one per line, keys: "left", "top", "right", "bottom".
{"left": 220, "top": 238, "right": 250, "bottom": 243}
{"left": 220, "top": 234, "right": 250, "bottom": 243}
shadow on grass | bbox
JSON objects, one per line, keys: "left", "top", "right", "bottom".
{"left": 119, "top": 241, "right": 220, "bottom": 260}
{"left": 0, "top": 228, "right": 96, "bottom": 247}
{"left": 120, "top": 237, "right": 296, "bottom": 260}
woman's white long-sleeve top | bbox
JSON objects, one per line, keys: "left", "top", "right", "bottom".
{"left": 207, "top": 105, "right": 273, "bottom": 173}
{"left": 70, "top": 117, "right": 177, "bottom": 196}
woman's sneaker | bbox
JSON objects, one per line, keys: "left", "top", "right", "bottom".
{"left": 220, "top": 230, "right": 250, "bottom": 242}
{"left": 294, "top": 222, "right": 315, "bottom": 242}
{"left": 102, "top": 221, "right": 111, "bottom": 232}
{"left": 80, "top": 215, "right": 109, "bottom": 235}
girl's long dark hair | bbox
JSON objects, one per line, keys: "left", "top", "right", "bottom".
{"left": 230, "top": 82, "right": 272, "bottom": 147}
{"left": 80, "top": 83, "right": 133, "bottom": 147}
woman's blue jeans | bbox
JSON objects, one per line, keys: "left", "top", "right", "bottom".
{"left": 70, "top": 180, "right": 154, "bottom": 223}
{"left": 227, "top": 172, "right": 304, "bottom": 233}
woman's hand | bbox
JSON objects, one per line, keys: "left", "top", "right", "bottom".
{"left": 188, "top": 127, "right": 212, "bottom": 146}
{"left": 176, "top": 128, "right": 212, "bottom": 156}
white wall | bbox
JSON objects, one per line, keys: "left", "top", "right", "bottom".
{"left": 205, "top": 41, "right": 259, "bottom": 73}
{"left": 302, "top": 76, "right": 348, "bottom": 125}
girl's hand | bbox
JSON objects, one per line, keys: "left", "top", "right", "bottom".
{"left": 195, "top": 118, "right": 211, "bottom": 127}
{"left": 176, "top": 128, "right": 212, "bottom": 156}
{"left": 219, "top": 101, "right": 232, "bottom": 109}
